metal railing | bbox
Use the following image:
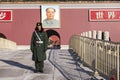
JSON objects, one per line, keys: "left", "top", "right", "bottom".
{"left": 69, "top": 34, "right": 119, "bottom": 80}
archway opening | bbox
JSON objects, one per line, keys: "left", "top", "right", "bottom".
{"left": 0, "top": 33, "right": 7, "bottom": 39}
{"left": 46, "top": 29, "right": 60, "bottom": 49}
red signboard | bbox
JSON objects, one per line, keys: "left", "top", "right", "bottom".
{"left": 89, "top": 9, "right": 120, "bottom": 21}
{"left": 0, "top": 10, "right": 12, "bottom": 21}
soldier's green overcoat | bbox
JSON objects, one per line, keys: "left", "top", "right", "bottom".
{"left": 30, "top": 31, "right": 48, "bottom": 61}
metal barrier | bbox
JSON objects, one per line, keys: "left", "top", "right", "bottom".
{"left": 69, "top": 35, "right": 119, "bottom": 80}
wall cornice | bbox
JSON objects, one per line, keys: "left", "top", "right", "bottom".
{"left": 0, "top": 3, "right": 120, "bottom": 9}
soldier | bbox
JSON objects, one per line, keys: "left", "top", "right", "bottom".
{"left": 43, "top": 7, "right": 60, "bottom": 28}
{"left": 30, "top": 22, "right": 48, "bottom": 73}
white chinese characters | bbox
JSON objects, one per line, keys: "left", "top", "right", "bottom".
{"left": 0, "top": 12, "right": 6, "bottom": 19}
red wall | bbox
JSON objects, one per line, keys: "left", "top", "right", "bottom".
{"left": 0, "top": 8, "right": 120, "bottom": 45}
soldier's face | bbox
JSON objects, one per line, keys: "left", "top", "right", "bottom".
{"left": 46, "top": 8, "right": 55, "bottom": 20}
{"left": 37, "top": 26, "right": 41, "bottom": 30}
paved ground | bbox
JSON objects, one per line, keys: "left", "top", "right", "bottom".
{"left": 0, "top": 48, "right": 104, "bottom": 80}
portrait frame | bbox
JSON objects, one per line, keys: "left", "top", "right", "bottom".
{"left": 41, "top": 5, "right": 60, "bottom": 28}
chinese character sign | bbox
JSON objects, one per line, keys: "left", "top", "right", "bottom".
{"left": 89, "top": 9, "right": 120, "bottom": 21}
{"left": 0, "top": 10, "right": 12, "bottom": 21}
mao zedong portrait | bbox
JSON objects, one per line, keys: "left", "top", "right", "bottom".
{"left": 42, "top": 7, "right": 60, "bottom": 28}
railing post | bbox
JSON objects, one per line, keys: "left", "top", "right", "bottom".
{"left": 82, "top": 37, "right": 85, "bottom": 62}
{"left": 117, "top": 44, "right": 119, "bottom": 80}
{"left": 81, "top": 37, "right": 84, "bottom": 62}
{"left": 94, "top": 40, "right": 99, "bottom": 77}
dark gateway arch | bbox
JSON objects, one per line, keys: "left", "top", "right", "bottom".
{"left": 46, "top": 29, "right": 61, "bottom": 49}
